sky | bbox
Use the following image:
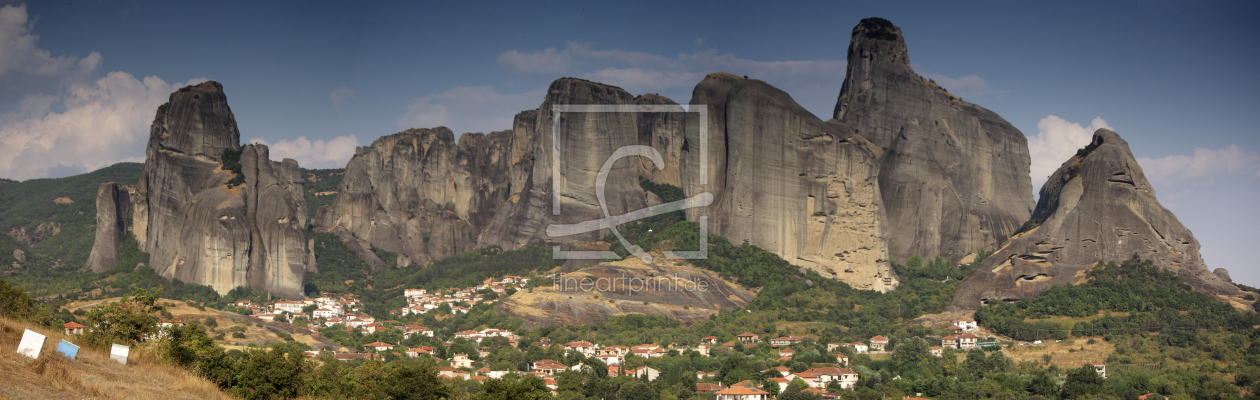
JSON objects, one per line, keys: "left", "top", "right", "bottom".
{"left": 1, "top": 1, "right": 1257, "bottom": 286}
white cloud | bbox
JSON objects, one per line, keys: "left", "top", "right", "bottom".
{"left": 1137, "top": 145, "right": 1260, "bottom": 189}
{"left": 0, "top": 3, "right": 206, "bottom": 180}
{"left": 497, "top": 47, "right": 572, "bottom": 76}
{"left": 329, "top": 87, "right": 354, "bottom": 106}
{"left": 911, "top": 64, "right": 1000, "bottom": 100}
{"left": 250, "top": 135, "right": 361, "bottom": 169}
{"left": 1026, "top": 115, "right": 1113, "bottom": 191}
{"left": 397, "top": 86, "right": 544, "bottom": 135}
{"left": 0, "top": 72, "right": 207, "bottom": 180}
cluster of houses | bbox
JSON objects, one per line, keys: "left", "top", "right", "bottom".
{"left": 395, "top": 276, "right": 529, "bottom": 316}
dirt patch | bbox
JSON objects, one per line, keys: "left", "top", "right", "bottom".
{"left": 1003, "top": 338, "right": 1114, "bottom": 368}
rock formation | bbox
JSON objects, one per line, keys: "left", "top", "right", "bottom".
{"left": 314, "top": 127, "right": 513, "bottom": 266}
{"left": 478, "top": 78, "right": 659, "bottom": 254}
{"left": 834, "top": 18, "right": 1034, "bottom": 264}
{"left": 117, "top": 81, "right": 307, "bottom": 298}
{"left": 12, "top": 249, "right": 25, "bottom": 263}
{"left": 949, "top": 129, "right": 1243, "bottom": 310}
{"left": 680, "top": 73, "right": 897, "bottom": 291}
{"left": 82, "top": 182, "right": 130, "bottom": 273}
{"left": 1214, "top": 268, "right": 1233, "bottom": 283}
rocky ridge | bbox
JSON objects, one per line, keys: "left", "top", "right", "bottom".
{"left": 948, "top": 129, "right": 1243, "bottom": 310}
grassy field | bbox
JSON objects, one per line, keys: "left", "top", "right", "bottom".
{"left": 0, "top": 315, "right": 228, "bottom": 400}
{"left": 1002, "top": 337, "right": 1115, "bottom": 368}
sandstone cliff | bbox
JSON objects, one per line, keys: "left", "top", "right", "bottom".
{"left": 834, "top": 18, "right": 1034, "bottom": 264}
{"left": 948, "top": 129, "right": 1243, "bottom": 310}
{"left": 680, "top": 72, "right": 898, "bottom": 291}
{"left": 81, "top": 182, "right": 129, "bottom": 273}
{"left": 314, "top": 127, "right": 513, "bottom": 266}
{"left": 118, "top": 81, "right": 307, "bottom": 298}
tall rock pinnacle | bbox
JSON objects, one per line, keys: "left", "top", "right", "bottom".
{"left": 835, "top": 18, "right": 1035, "bottom": 264}
{"left": 109, "top": 81, "right": 308, "bottom": 298}
{"left": 949, "top": 129, "right": 1244, "bottom": 310}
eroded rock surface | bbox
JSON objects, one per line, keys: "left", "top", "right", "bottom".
{"left": 119, "top": 81, "right": 306, "bottom": 298}
{"left": 682, "top": 73, "right": 898, "bottom": 291}
{"left": 949, "top": 129, "right": 1243, "bottom": 310}
{"left": 82, "top": 182, "right": 130, "bottom": 273}
{"left": 315, "top": 127, "right": 512, "bottom": 266}
{"left": 834, "top": 18, "right": 1034, "bottom": 264}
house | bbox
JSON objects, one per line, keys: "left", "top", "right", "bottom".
{"left": 406, "top": 347, "right": 433, "bottom": 357}
{"left": 629, "top": 366, "right": 661, "bottom": 381}
{"left": 364, "top": 342, "right": 395, "bottom": 352}
{"left": 1138, "top": 392, "right": 1165, "bottom": 400}
{"left": 452, "top": 353, "right": 474, "bottom": 369}
{"left": 762, "top": 365, "right": 790, "bottom": 377}
{"left": 64, "top": 322, "right": 87, "bottom": 335}
{"left": 785, "top": 372, "right": 819, "bottom": 388}
{"left": 767, "top": 377, "right": 791, "bottom": 393}
{"left": 608, "top": 365, "right": 622, "bottom": 376}
{"left": 404, "top": 289, "right": 427, "bottom": 298}
{"left": 959, "top": 333, "right": 979, "bottom": 349}
{"left": 952, "top": 318, "right": 978, "bottom": 332}
{"left": 852, "top": 342, "right": 869, "bottom": 354}
{"left": 563, "top": 341, "right": 597, "bottom": 356}
{"left": 531, "top": 359, "right": 568, "bottom": 375}
{"left": 274, "top": 300, "right": 304, "bottom": 314}
{"left": 869, "top": 335, "right": 889, "bottom": 352}
{"left": 942, "top": 336, "right": 959, "bottom": 349}
{"left": 596, "top": 354, "right": 623, "bottom": 365}
{"left": 312, "top": 308, "right": 339, "bottom": 319}
{"left": 702, "top": 336, "right": 719, "bottom": 345}
{"left": 334, "top": 353, "right": 381, "bottom": 361}
{"left": 715, "top": 387, "right": 772, "bottom": 400}
{"left": 827, "top": 343, "right": 843, "bottom": 352}
{"left": 696, "top": 382, "right": 728, "bottom": 392}
{"left": 929, "top": 346, "right": 943, "bottom": 357}
{"left": 361, "top": 323, "right": 381, "bottom": 334}
{"left": 803, "top": 367, "right": 858, "bottom": 390}
{"left": 402, "top": 324, "right": 434, "bottom": 339}
{"left": 695, "top": 344, "right": 711, "bottom": 356}
{"left": 437, "top": 367, "right": 469, "bottom": 380}
{"left": 770, "top": 336, "right": 804, "bottom": 347}
{"left": 778, "top": 348, "right": 796, "bottom": 359}
{"left": 697, "top": 370, "right": 716, "bottom": 380}
{"left": 736, "top": 332, "right": 760, "bottom": 343}
{"left": 833, "top": 354, "right": 849, "bottom": 366}
{"left": 1092, "top": 363, "right": 1106, "bottom": 379}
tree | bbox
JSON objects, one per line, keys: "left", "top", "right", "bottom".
{"left": 81, "top": 287, "right": 163, "bottom": 348}
{"left": 1060, "top": 365, "right": 1106, "bottom": 399}
{"left": 618, "top": 381, "right": 656, "bottom": 400}
{"left": 892, "top": 337, "right": 929, "bottom": 365}
{"left": 380, "top": 359, "right": 450, "bottom": 400}
{"left": 1027, "top": 371, "right": 1058, "bottom": 397}
{"left": 0, "top": 278, "right": 35, "bottom": 320}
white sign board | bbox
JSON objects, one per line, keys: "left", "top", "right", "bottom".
{"left": 110, "top": 343, "right": 130, "bottom": 365}
{"left": 16, "top": 329, "right": 46, "bottom": 359}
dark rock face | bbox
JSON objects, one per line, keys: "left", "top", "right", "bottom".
{"left": 834, "top": 18, "right": 1034, "bottom": 264}
{"left": 82, "top": 182, "right": 130, "bottom": 273}
{"left": 949, "top": 129, "right": 1243, "bottom": 310}
{"left": 681, "top": 73, "right": 897, "bottom": 291}
{"left": 123, "top": 81, "right": 306, "bottom": 298}
{"left": 314, "top": 127, "right": 512, "bottom": 266}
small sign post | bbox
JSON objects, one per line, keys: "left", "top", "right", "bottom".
{"left": 16, "top": 329, "right": 46, "bottom": 359}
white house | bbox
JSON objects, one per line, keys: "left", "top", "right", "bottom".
{"left": 629, "top": 366, "right": 660, "bottom": 381}
{"left": 953, "top": 318, "right": 978, "bottom": 332}
{"left": 715, "top": 387, "right": 772, "bottom": 400}
{"left": 274, "top": 300, "right": 304, "bottom": 314}
{"left": 452, "top": 353, "right": 474, "bottom": 369}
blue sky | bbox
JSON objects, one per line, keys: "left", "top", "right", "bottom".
{"left": 1, "top": 1, "right": 1257, "bottom": 286}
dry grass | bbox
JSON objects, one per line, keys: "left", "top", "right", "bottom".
{"left": 1002, "top": 337, "right": 1114, "bottom": 368}
{"left": 0, "top": 315, "right": 230, "bottom": 400}
{"left": 63, "top": 299, "right": 346, "bottom": 353}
